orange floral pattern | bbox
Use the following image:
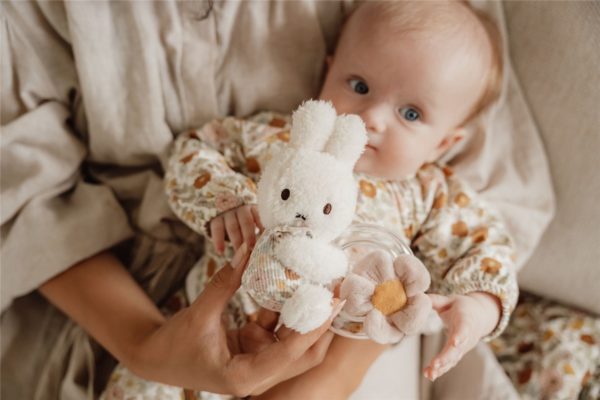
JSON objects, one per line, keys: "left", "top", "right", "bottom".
{"left": 491, "top": 293, "right": 600, "bottom": 400}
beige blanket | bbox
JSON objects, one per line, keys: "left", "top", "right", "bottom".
{"left": 1, "top": 1, "right": 553, "bottom": 398}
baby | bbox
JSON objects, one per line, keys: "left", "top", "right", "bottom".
{"left": 104, "top": 1, "right": 518, "bottom": 399}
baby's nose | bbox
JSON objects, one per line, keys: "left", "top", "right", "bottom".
{"left": 361, "top": 108, "right": 386, "bottom": 134}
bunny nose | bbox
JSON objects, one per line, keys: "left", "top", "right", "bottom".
{"left": 295, "top": 213, "right": 307, "bottom": 221}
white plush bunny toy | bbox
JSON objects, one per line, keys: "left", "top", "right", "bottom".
{"left": 241, "top": 100, "right": 367, "bottom": 333}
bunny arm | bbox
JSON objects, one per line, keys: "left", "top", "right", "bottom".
{"left": 165, "top": 117, "right": 277, "bottom": 237}
{"left": 273, "top": 235, "right": 348, "bottom": 284}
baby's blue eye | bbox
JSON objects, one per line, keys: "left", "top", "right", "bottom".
{"left": 349, "top": 79, "right": 369, "bottom": 95}
{"left": 399, "top": 107, "right": 420, "bottom": 122}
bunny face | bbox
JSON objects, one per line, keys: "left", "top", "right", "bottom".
{"left": 256, "top": 100, "right": 368, "bottom": 242}
{"left": 257, "top": 148, "right": 358, "bottom": 242}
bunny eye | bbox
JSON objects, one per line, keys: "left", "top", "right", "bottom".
{"left": 323, "top": 203, "right": 332, "bottom": 215}
{"left": 281, "top": 189, "right": 290, "bottom": 201}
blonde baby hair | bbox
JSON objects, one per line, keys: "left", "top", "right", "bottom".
{"left": 343, "top": 1, "right": 504, "bottom": 126}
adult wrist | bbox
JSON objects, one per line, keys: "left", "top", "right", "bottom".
{"left": 120, "top": 317, "right": 165, "bottom": 376}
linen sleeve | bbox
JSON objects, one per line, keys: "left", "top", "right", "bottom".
{"left": 0, "top": 3, "right": 133, "bottom": 312}
{"left": 412, "top": 165, "right": 519, "bottom": 339}
{"left": 164, "top": 118, "right": 261, "bottom": 237}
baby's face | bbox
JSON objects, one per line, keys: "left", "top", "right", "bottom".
{"left": 319, "top": 13, "right": 490, "bottom": 180}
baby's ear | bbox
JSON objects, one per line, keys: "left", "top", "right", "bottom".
{"left": 324, "top": 114, "right": 368, "bottom": 166}
{"left": 290, "top": 100, "right": 337, "bottom": 152}
{"left": 430, "top": 128, "right": 465, "bottom": 161}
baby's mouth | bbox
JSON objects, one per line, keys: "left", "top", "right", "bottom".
{"left": 366, "top": 144, "right": 377, "bottom": 152}
{"left": 291, "top": 219, "right": 308, "bottom": 228}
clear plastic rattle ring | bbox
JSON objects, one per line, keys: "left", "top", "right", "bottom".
{"left": 330, "top": 223, "right": 413, "bottom": 339}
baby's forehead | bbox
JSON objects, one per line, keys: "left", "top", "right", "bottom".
{"left": 345, "top": 1, "right": 492, "bottom": 62}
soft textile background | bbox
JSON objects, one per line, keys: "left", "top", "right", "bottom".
{"left": 503, "top": 1, "right": 600, "bottom": 315}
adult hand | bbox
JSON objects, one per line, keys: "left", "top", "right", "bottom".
{"left": 210, "top": 204, "right": 264, "bottom": 254}
{"left": 423, "top": 292, "right": 501, "bottom": 381}
{"left": 129, "top": 244, "right": 339, "bottom": 397}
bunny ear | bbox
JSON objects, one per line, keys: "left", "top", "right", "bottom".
{"left": 290, "top": 100, "right": 337, "bottom": 151}
{"left": 324, "top": 114, "right": 368, "bottom": 166}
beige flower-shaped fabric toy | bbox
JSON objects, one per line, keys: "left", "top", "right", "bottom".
{"left": 340, "top": 250, "right": 432, "bottom": 344}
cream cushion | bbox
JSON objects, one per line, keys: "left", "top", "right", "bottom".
{"left": 504, "top": 1, "right": 600, "bottom": 314}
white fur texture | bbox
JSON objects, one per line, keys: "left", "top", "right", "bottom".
{"left": 257, "top": 101, "right": 367, "bottom": 242}
{"left": 280, "top": 284, "right": 333, "bottom": 333}
{"left": 290, "top": 100, "right": 337, "bottom": 152}
{"left": 274, "top": 235, "right": 348, "bottom": 283}
{"left": 324, "top": 114, "right": 367, "bottom": 166}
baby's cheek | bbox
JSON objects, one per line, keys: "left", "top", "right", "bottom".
{"left": 382, "top": 146, "right": 419, "bottom": 176}
{"left": 353, "top": 151, "right": 374, "bottom": 173}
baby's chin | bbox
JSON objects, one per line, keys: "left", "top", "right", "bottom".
{"left": 353, "top": 157, "right": 416, "bottom": 181}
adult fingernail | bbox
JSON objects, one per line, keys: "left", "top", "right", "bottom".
{"left": 231, "top": 243, "right": 248, "bottom": 269}
{"left": 424, "top": 368, "right": 435, "bottom": 382}
{"left": 274, "top": 320, "right": 284, "bottom": 334}
{"left": 330, "top": 299, "right": 347, "bottom": 319}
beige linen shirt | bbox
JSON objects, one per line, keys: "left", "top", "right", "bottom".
{"left": 1, "top": 0, "right": 349, "bottom": 312}
{"left": 1, "top": 2, "right": 348, "bottom": 398}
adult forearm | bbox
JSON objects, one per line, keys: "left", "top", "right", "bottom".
{"left": 38, "top": 251, "right": 165, "bottom": 367}
{"left": 255, "top": 336, "right": 388, "bottom": 399}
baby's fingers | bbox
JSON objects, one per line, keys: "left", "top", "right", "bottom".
{"left": 237, "top": 206, "right": 258, "bottom": 248}
{"left": 224, "top": 212, "right": 243, "bottom": 250}
{"left": 250, "top": 206, "right": 265, "bottom": 232}
{"left": 424, "top": 343, "right": 462, "bottom": 381}
{"left": 424, "top": 323, "right": 471, "bottom": 381}
{"left": 210, "top": 217, "right": 226, "bottom": 254}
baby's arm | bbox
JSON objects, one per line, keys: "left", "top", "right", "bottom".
{"left": 423, "top": 291, "right": 501, "bottom": 380}
{"left": 165, "top": 121, "right": 259, "bottom": 242}
{"left": 166, "top": 115, "right": 289, "bottom": 251}
{"left": 409, "top": 165, "right": 519, "bottom": 378}
{"left": 254, "top": 336, "right": 387, "bottom": 400}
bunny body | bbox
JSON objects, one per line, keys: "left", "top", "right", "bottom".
{"left": 242, "top": 225, "right": 347, "bottom": 332}
{"left": 241, "top": 100, "right": 367, "bottom": 333}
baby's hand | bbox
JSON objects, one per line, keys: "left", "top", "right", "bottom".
{"left": 423, "top": 292, "right": 501, "bottom": 381}
{"left": 209, "top": 205, "right": 264, "bottom": 254}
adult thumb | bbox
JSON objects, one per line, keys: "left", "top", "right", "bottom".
{"left": 191, "top": 243, "right": 250, "bottom": 318}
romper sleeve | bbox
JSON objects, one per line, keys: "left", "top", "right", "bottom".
{"left": 165, "top": 115, "right": 280, "bottom": 237}
{"left": 411, "top": 164, "right": 519, "bottom": 339}
{"left": 0, "top": 2, "right": 133, "bottom": 312}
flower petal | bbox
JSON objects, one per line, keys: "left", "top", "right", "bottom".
{"left": 364, "top": 309, "right": 405, "bottom": 344}
{"left": 393, "top": 254, "right": 431, "bottom": 297}
{"left": 340, "top": 273, "right": 375, "bottom": 317}
{"left": 353, "top": 249, "right": 395, "bottom": 284}
{"left": 389, "top": 292, "right": 432, "bottom": 336}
